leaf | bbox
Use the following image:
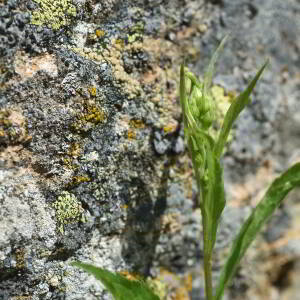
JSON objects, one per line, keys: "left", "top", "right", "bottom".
{"left": 71, "top": 261, "right": 160, "bottom": 300}
{"left": 203, "top": 35, "right": 229, "bottom": 98}
{"left": 214, "top": 60, "right": 269, "bottom": 159}
{"left": 180, "top": 63, "right": 188, "bottom": 130}
{"left": 214, "top": 162, "right": 300, "bottom": 300}
{"left": 202, "top": 140, "right": 226, "bottom": 254}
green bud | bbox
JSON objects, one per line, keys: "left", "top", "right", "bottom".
{"left": 188, "top": 83, "right": 215, "bottom": 130}
{"left": 189, "top": 86, "right": 202, "bottom": 119}
{"left": 199, "top": 94, "right": 216, "bottom": 129}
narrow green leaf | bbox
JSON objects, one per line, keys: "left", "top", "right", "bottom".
{"left": 203, "top": 141, "right": 226, "bottom": 253}
{"left": 203, "top": 35, "right": 229, "bottom": 97}
{"left": 208, "top": 154, "right": 226, "bottom": 252}
{"left": 214, "top": 60, "right": 269, "bottom": 159}
{"left": 214, "top": 163, "right": 300, "bottom": 300}
{"left": 180, "top": 63, "right": 188, "bottom": 130}
{"left": 71, "top": 262, "right": 160, "bottom": 300}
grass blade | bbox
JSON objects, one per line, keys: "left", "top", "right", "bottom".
{"left": 214, "top": 162, "right": 300, "bottom": 300}
{"left": 71, "top": 262, "right": 160, "bottom": 300}
{"left": 214, "top": 60, "right": 269, "bottom": 159}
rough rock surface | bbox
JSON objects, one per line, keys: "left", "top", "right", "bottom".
{"left": 0, "top": 0, "right": 300, "bottom": 300}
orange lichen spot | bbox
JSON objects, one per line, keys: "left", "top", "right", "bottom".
{"left": 95, "top": 29, "right": 105, "bottom": 38}
{"left": 127, "top": 129, "right": 136, "bottom": 139}
{"left": 88, "top": 86, "right": 97, "bottom": 97}
{"left": 119, "top": 270, "right": 141, "bottom": 281}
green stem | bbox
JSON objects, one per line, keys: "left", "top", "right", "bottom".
{"left": 203, "top": 251, "right": 213, "bottom": 300}
{"left": 197, "top": 181, "right": 213, "bottom": 300}
{"left": 202, "top": 211, "right": 213, "bottom": 300}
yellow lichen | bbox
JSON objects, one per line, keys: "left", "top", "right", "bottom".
{"left": 15, "top": 248, "right": 26, "bottom": 270}
{"left": 67, "top": 142, "right": 82, "bottom": 158}
{"left": 127, "top": 129, "right": 136, "bottom": 140}
{"left": 88, "top": 86, "right": 97, "bottom": 97}
{"left": 68, "top": 175, "right": 91, "bottom": 187}
{"left": 129, "top": 119, "right": 145, "bottom": 129}
{"left": 52, "top": 191, "right": 85, "bottom": 234}
{"left": 163, "top": 123, "right": 177, "bottom": 134}
{"left": 31, "top": 0, "right": 76, "bottom": 30}
{"left": 70, "top": 103, "right": 106, "bottom": 134}
{"left": 95, "top": 29, "right": 105, "bottom": 38}
{"left": 83, "top": 104, "right": 106, "bottom": 123}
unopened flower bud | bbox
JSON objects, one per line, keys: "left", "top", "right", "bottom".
{"left": 189, "top": 84, "right": 215, "bottom": 130}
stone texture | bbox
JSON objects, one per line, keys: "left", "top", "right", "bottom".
{"left": 0, "top": 0, "right": 300, "bottom": 300}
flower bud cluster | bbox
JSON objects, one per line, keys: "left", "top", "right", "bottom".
{"left": 185, "top": 72, "right": 216, "bottom": 131}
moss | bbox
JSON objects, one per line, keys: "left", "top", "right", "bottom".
{"left": 31, "top": 0, "right": 77, "bottom": 30}
{"left": 52, "top": 191, "right": 85, "bottom": 234}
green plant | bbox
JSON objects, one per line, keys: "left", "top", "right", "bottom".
{"left": 72, "top": 36, "right": 300, "bottom": 300}
{"left": 180, "top": 36, "right": 300, "bottom": 300}
{"left": 71, "top": 262, "right": 159, "bottom": 300}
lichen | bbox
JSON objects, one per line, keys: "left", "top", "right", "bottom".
{"left": 67, "top": 175, "right": 91, "bottom": 188}
{"left": 127, "top": 129, "right": 136, "bottom": 140}
{"left": 0, "top": 109, "right": 31, "bottom": 146}
{"left": 52, "top": 191, "right": 85, "bottom": 234}
{"left": 31, "top": 0, "right": 77, "bottom": 30}
{"left": 15, "top": 248, "right": 26, "bottom": 270}
{"left": 88, "top": 86, "right": 97, "bottom": 97}
{"left": 70, "top": 103, "right": 106, "bottom": 134}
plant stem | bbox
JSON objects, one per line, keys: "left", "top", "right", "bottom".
{"left": 202, "top": 212, "right": 213, "bottom": 300}
{"left": 197, "top": 183, "right": 213, "bottom": 300}
{"left": 203, "top": 251, "right": 213, "bottom": 300}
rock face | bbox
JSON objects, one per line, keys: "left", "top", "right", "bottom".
{"left": 0, "top": 0, "right": 300, "bottom": 300}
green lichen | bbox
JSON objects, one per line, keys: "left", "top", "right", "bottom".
{"left": 31, "top": 0, "right": 76, "bottom": 30}
{"left": 52, "top": 191, "right": 85, "bottom": 234}
{"left": 127, "top": 21, "right": 144, "bottom": 43}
